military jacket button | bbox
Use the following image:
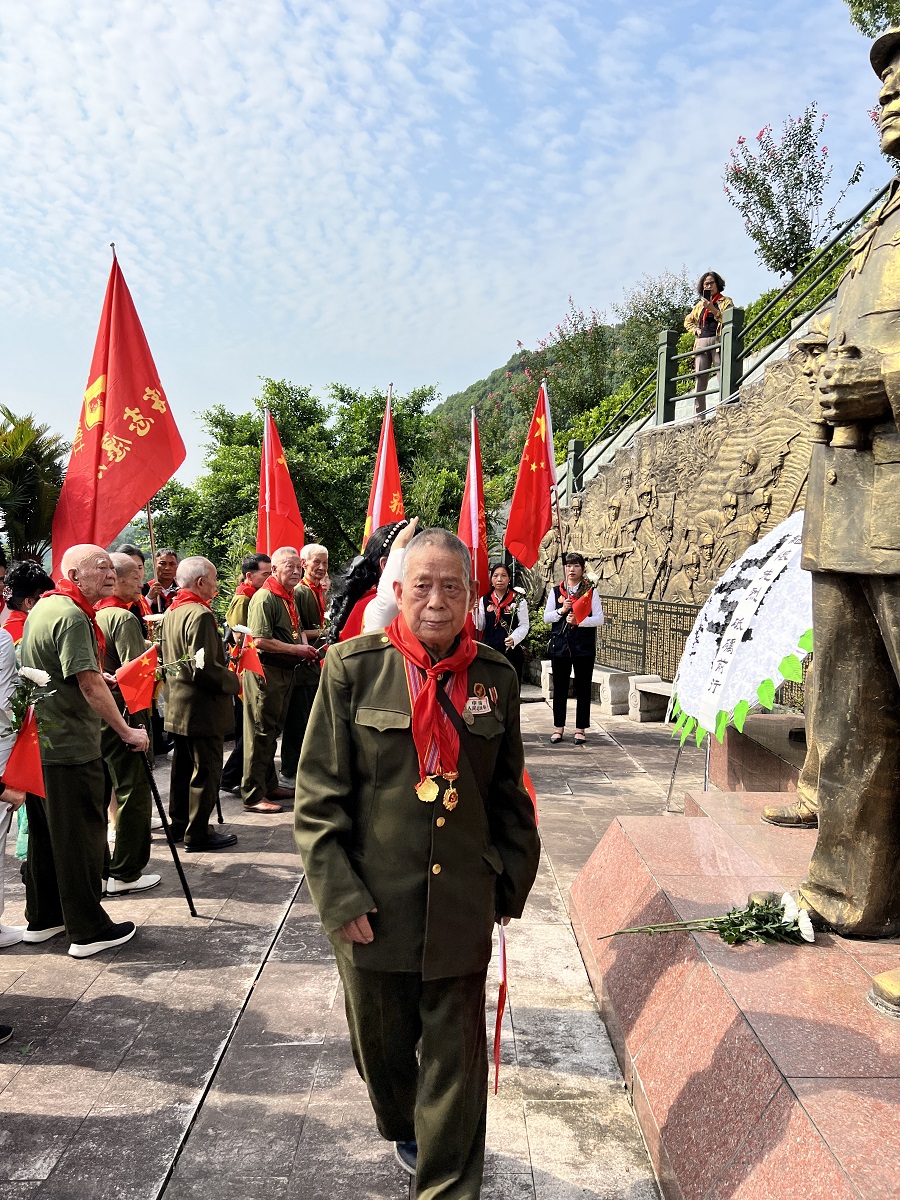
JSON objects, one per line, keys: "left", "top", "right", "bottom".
{"left": 432, "top": 863, "right": 441, "bottom": 874}
{"left": 825, "top": 468, "right": 837, "bottom": 484}
{"left": 436, "top": 817, "right": 446, "bottom": 827}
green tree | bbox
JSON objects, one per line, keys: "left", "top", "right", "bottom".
{"left": 723, "top": 103, "right": 864, "bottom": 277}
{"left": 844, "top": 0, "right": 900, "bottom": 34}
{"left": 612, "top": 269, "right": 695, "bottom": 384}
{"left": 0, "top": 407, "right": 67, "bottom": 560}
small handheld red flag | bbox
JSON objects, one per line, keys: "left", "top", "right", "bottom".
{"left": 523, "top": 768, "right": 538, "bottom": 826}
{"left": 115, "top": 646, "right": 159, "bottom": 715}
{"left": 363, "top": 389, "right": 405, "bottom": 547}
{"left": 51, "top": 254, "right": 186, "bottom": 576}
{"left": 457, "top": 409, "right": 490, "bottom": 597}
{"left": 503, "top": 381, "right": 557, "bottom": 569}
{"left": 571, "top": 589, "right": 594, "bottom": 624}
{"left": 258, "top": 411, "right": 305, "bottom": 554}
{"left": 3, "top": 707, "right": 45, "bottom": 798}
{"left": 238, "top": 637, "right": 265, "bottom": 678}
{"left": 493, "top": 924, "right": 508, "bottom": 1094}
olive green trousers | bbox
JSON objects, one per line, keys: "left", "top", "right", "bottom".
{"left": 241, "top": 665, "right": 294, "bottom": 806}
{"left": 337, "top": 954, "right": 488, "bottom": 1200}
{"left": 102, "top": 718, "right": 152, "bottom": 882}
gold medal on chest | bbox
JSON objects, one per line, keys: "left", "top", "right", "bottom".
{"left": 416, "top": 777, "right": 439, "bottom": 803}
{"left": 443, "top": 787, "right": 459, "bottom": 811}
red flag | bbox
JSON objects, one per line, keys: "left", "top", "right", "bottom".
{"left": 457, "top": 409, "right": 490, "bottom": 597}
{"left": 571, "top": 589, "right": 594, "bottom": 624}
{"left": 51, "top": 254, "right": 186, "bottom": 576}
{"left": 503, "top": 381, "right": 557, "bottom": 569}
{"left": 523, "top": 767, "right": 538, "bottom": 826}
{"left": 493, "top": 924, "right": 508, "bottom": 1094}
{"left": 115, "top": 645, "right": 159, "bottom": 715}
{"left": 363, "top": 391, "right": 404, "bottom": 547}
{"left": 238, "top": 636, "right": 265, "bottom": 678}
{"left": 4, "top": 707, "right": 45, "bottom": 798}
{"left": 257, "top": 410, "right": 305, "bottom": 554}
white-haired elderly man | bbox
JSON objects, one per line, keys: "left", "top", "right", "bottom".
{"left": 279, "top": 541, "right": 329, "bottom": 785}
{"left": 242, "top": 546, "right": 318, "bottom": 812}
{"left": 161, "top": 556, "right": 240, "bottom": 852}
{"left": 20, "top": 544, "right": 149, "bottom": 957}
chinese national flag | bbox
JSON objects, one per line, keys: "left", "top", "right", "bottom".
{"left": 572, "top": 590, "right": 594, "bottom": 624}
{"left": 51, "top": 254, "right": 186, "bottom": 576}
{"left": 457, "top": 409, "right": 490, "bottom": 597}
{"left": 3, "top": 707, "right": 45, "bottom": 798}
{"left": 238, "top": 636, "right": 265, "bottom": 677}
{"left": 363, "top": 392, "right": 404, "bottom": 547}
{"left": 115, "top": 645, "right": 159, "bottom": 715}
{"left": 257, "top": 410, "right": 305, "bottom": 554}
{"left": 503, "top": 381, "right": 557, "bottom": 569}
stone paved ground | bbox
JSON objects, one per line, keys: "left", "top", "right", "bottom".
{"left": 0, "top": 693, "right": 705, "bottom": 1199}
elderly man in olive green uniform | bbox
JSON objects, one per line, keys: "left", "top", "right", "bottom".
{"left": 279, "top": 542, "right": 328, "bottom": 785}
{"left": 162, "top": 556, "right": 240, "bottom": 852}
{"left": 21, "top": 544, "right": 149, "bottom": 958}
{"left": 96, "top": 552, "right": 160, "bottom": 894}
{"left": 242, "top": 546, "right": 318, "bottom": 813}
{"left": 295, "top": 528, "right": 540, "bottom": 1198}
{"left": 794, "top": 28, "right": 900, "bottom": 938}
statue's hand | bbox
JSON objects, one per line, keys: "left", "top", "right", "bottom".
{"left": 818, "top": 345, "right": 890, "bottom": 424}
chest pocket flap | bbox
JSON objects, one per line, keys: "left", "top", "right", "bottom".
{"left": 355, "top": 707, "right": 410, "bottom": 731}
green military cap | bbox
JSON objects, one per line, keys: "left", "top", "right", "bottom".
{"left": 871, "top": 27, "right": 900, "bottom": 77}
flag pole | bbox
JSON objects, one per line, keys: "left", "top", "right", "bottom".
{"left": 543, "top": 378, "right": 566, "bottom": 557}
{"left": 146, "top": 503, "right": 157, "bottom": 563}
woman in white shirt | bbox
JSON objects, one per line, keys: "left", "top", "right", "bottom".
{"left": 543, "top": 552, "right": 604, "bottom": 746}
{"left": 473, "top": 563, "right": 529, "bottom": 682}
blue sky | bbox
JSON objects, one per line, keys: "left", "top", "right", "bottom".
{"left": 0, "top": 0, "right": 885, "bottom": 481}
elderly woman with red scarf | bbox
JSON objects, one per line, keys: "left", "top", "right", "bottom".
{"left": 685, "top": 270, "right": 734, "bottom": 416}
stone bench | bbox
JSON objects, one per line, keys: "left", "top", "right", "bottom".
{"left": 628, "top": 674, "right": 672, "bottom": 723}
{"left": 539, "top": 662, "right": 631, "bottom": 716}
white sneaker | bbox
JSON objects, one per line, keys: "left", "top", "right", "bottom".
{"left": 0, "top": 924, "right": 25, "bottom": 948}
{"left": 68, "top": 920, "right": 136, "bottom": 958}
{"left": 22, "top": 924, "right": 66, "bottom": 943}
{"left": 150, "top": 816, "right": 164, "bottom": 831}
{"left": 106, "top": 874, "right": 162, "bottom": 895}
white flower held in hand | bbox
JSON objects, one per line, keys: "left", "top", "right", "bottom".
{"left": 194, "top": 648, "right": 206, "bottom": 670}
{"left": 231, "top": 625, "right": 253, "bottom": 637}
{"left": 18, "top": 667, "right": 51, "bottom": 687}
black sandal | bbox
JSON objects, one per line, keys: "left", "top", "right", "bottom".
{"left": 573, "top": 733, "right": 586, "bottom": 746}
{"left": 550, "top": 733, "right": 564, "bottom": 745}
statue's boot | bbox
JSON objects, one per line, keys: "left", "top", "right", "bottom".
{"left": 761, "top": 795, "right": 818, "bottom": 828}
{"left": 868, "top": 968, "right": 900, "bottom": 1019}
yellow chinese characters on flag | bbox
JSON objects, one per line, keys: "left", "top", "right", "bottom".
{"left": 51, "top": 255, "right": 186, "bottom": 576}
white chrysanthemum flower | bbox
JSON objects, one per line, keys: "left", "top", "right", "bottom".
{"left": 144, "top": 612, "right": 166, "bottom": 624}
{"left": 780, "top": 892, "right": 799, "bottom": 924}
{"left": 231, "top": 625, "right": 253, "bottom": 636}
{"left": 797, "top": 910, "right": 815, "bottom": 943}
{"left": 18, "top": 667, "right": 51, "bottom": 687}
{"left": 194, "top": 648, "right": 206, "bottom": 670}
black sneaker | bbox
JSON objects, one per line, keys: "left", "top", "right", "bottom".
{"left": 0, "top": 1024, "right": 12, "bottom": 1045}
{"left": 394, "top": 1141, "right": 417, "bottom": 1176}
{"left": 185, "top": 831, "right": 238, "bottom": 852}
{"left": 68, "top": 920, "right": 136, "bottom": 959}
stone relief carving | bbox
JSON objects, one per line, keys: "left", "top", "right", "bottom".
{"left": 530, "top": 344, "right": 815, "bottom": 607}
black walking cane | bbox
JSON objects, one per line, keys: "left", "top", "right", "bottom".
{"left": 137, "top": 749, "right": 198, "bottom": 918}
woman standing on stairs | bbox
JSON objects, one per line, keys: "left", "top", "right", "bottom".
{"left": 544, "top": 552, "right": 604, "bottom": 746}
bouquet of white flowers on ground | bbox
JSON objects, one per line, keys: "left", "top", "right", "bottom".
{"left": 599, "top": 892, "right": 815, "bottom": 947}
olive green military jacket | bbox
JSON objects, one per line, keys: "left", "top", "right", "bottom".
{"left": 294, "top": 583, "right": 324, "bottom": 687}
{"left": 96, "top": 606, "right": 150, "bottom": 720}
{"left": 160, "top": 603, "right": 239, "bottom": 737}
{"left": 294, "top": 633, "right": 541, "bottom": 981}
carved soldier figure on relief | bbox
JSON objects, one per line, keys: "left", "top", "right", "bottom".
{"left": 731, "top": 487, "right": 772, "bottom": 557}
{"left": 724, "top": 444, "right": 788, "bottom": 513}
{"left": 563, "top": 494, "right": 587, "bottom": 556}
{"left": 592, "top": 494, "right": 629, "bottom": 595}
{"left": 694, "top": 491, "right": 741, "bottom": 574}
{"left": 616, "top": 464, "right": 639, "bottom": 523}
{"left": 786, "top": 25, "right": 900, "bottom": 941}
{"left": 697, "top": 532, "right": 719, "bottom": 596}
{"left": 649, "top": 510, "right": 676, "bottom": 599}
{"left": 621, "top": 477, "right": 660, "bottom": 597}
{"left": 533, "top": 523, "right": 561, "bottom": 606}
{"left": 664, "top": 547, "right": 702, "bottom": 605}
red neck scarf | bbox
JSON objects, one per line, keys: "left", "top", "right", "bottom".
{"left": 95, "top": 596, "right": 132, "bottom": 611}
{"left": 169, "top": 590, "right": 212, "bottom": 611}
{"left": 558, "top": 581, "right": 588, "bottom": 600}
{"left": 235, "top": 581, "right": 257, "bottom": 599}
{"left": 43, "top": 578, "right": 106, "bottom": 660}
{"left": 263, "top": 575, "right": 299, "bottom": 631}
{"left": 3, "top": 609, "right": 27, "bottom": 646}
{"left": 339, "top": 588, "right": 376, "bottom": 642}
{"left": 701, "top": 292, "right": 723, "bottom": 324}
{"left": 490, "top": 589, "right": 515, "bottom": 613}
{"left": 385, "top": 612, "right": 477, "bottom": 785}
{"left": 299, "top": 576, "right": 326, "bottom": 626}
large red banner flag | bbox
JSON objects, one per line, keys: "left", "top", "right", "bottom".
{"left": 457, "top": 409, "right": 490, "bottom": 596}
{"left": 51, "top": 253, "right": 186, "bottom": 576}
{"left": 503, "top": 380, "right": 557, "bottom": 569}
{"left": 257, "top": 410, "right": 305, "bottom": 554}
{"left": 363, "top": 389, "right": 405, "bottom": 547}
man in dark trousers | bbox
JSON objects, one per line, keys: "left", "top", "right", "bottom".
{"left": 21, "top": 544, "right": 149, "bottom": 957}
{"left": 241, "top": 546, "right": 317, "bottom": 814}
{"left": 161, "top": 556, "right": 240, "bottom": 852}
{"left": 220, "top": 553, "right": 272, "bottom": 794}
{"left": 96, "top": 552, "right": 160, "bottom": 894}
{"left": 294, "top": 528, "right": 541, "bottom": 1197}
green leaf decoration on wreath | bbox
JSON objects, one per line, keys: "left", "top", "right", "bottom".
{"left": 798, "top": 628, "right": 814, "bottom": 653}
{"left": 732, "top": 699, "right": 751, "bottom": 733}
{"left": 757, "top": 678, "right": 776, "bottom": 710}
{"left": 695, "top": 723, "right": 707, "bottom": 748}
{"left": 778, "top": 653, "right": 804, "bottom": 683}
{"left": 671, "top": 697, "right": 681, "bottom": 718}
{"left": 714, "top": 709, "right": 729, "bottom": 743}
{"left": 672, "top": 709, "right": 688, "bottom": 735}
{"left": 680, "top": 717, "right": 696, "bottom": 747}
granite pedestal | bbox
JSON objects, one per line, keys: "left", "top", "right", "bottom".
{"left": 569, "top": 789, "right": 900, "bottom": 1200}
